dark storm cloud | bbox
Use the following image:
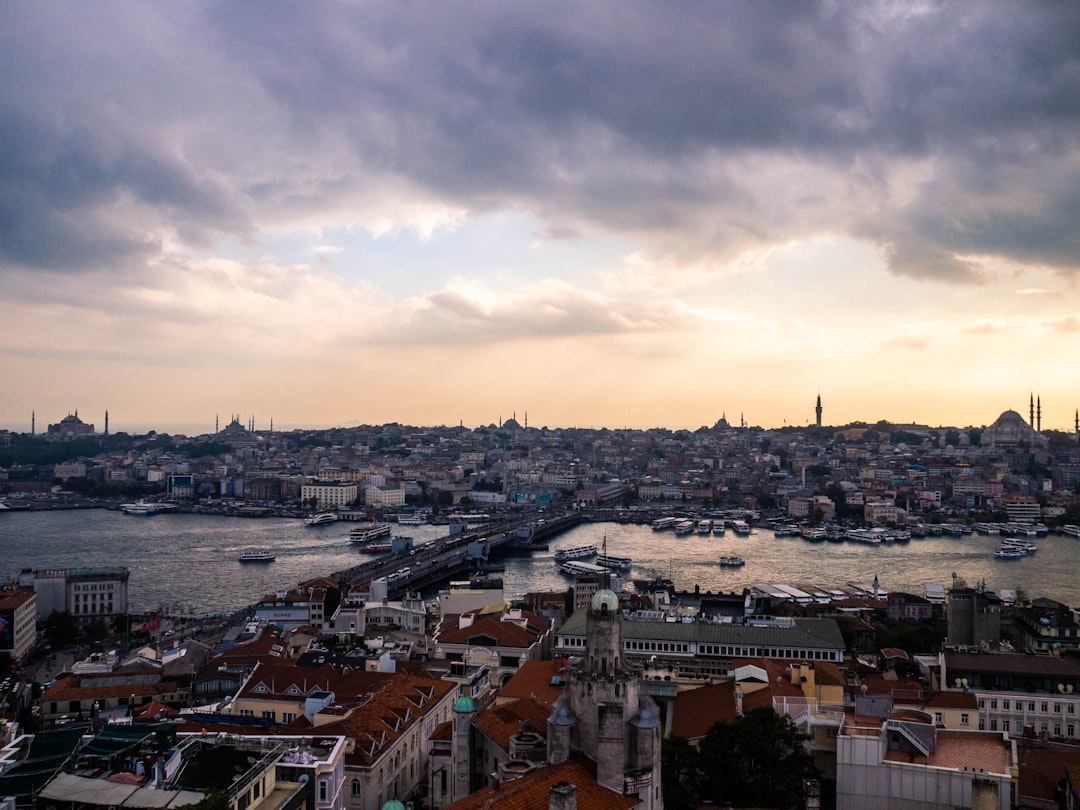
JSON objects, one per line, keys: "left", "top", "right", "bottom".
{"left": 2, "top": 1, "right": 1079, "bottom": 280}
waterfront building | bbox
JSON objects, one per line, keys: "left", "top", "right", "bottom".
{"left": 0, "top": 589, "right": 36, "bottom": 662}
{"left": 301, "top": 481, "right": 359, "bottom": 509}
{"left": 365, "top": 485, "right": 406, "bottom": 508}
{"left": 16, "top": 567, "right": 129, "bottom": 624}
{"left": 40, "top": 671, "right": 184, "bottom": 723}
{"left": 1011, "top": 598, "right": 1080, "bottom": 654}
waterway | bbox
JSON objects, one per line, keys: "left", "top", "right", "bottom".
{"left": 2, "top": 511, "right": 1078, "bottom": 615}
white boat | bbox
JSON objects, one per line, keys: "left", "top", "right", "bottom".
{"left": 554, "top": 545, "right": 597, "bottom": 563}
{"left": 993, "top": 546, "right": 1025, "bottom": 559}
{"left": 239, "top": 549, "right": 276, "bottom": 562}
{"left": 558, "top": 560, "right": 612, "bottom": 577}
{"left": 305, "top": 512, "right": 338, "bottom": 527}
{"left": 719, "top": 556, "right": 745, "bottom": 567}
{"left": 846, "top": 528, "right": 885, "bottom": 545}
{"left": 651, "top": 517, "right": 677, "bottom": 531}
{"left": 595, "top": 554, "right": 632, "bottom": 570}
{"left": 730, "top": 520, "right": 751, "bottom": 536}
{"left": 1001, "top": 539, "right": 1037, "bottom": 553}
{"left": 349, "top": 523, "right": 393, "bottom": 544}
{"left": 674, "top": 519, "right": 696, "bottom": 535}
{"left": 121, "top": 502, "right": 176, "bottom": 516}
{"left": 397, "top": 514, "right": 426, "bottom": 525}
{"left": 696, "top": 519, "right": 713, "bottom": 535}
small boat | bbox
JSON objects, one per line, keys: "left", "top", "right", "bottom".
{"left": 993, "top": 546, "right": 1025, "bottom": 559}
{"left": 558, "top": 560, "right": 611, "bottom": 576}
{"left": 355, "top": 540, "right": 393, "bottom": 553}
{"left": 674, "top": 519, "right": 696, "bottom": 535}
{"left": 719, "top": 556, "right": 745, "bottom": 567}
{"left": 696, "top": 519, "right": 713, "bottom": 535}
{"left": 554, "top": 545, "right": 598, "bottom": 563}
{"left": 595, "top": 554, "right": 632, "bottom": 570}
{"left": 773, "top": 525, "right": 800, "bottom": 537}
{"left": 651, "top": 517, "right": 677, "bottom": 531}
{"left": 396, "top": 514, "right": 426, "bottom": 525}
{"left": 730, "top": 520, "right": 751, "bottom": 536}
{"left": 305, "top": 512, "right": 338, "bottom": 527}
{"left": 239, "top": 549, "right": 276, "bottom": 562}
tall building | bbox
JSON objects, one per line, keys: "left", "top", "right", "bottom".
{"left": 815, "top": 393, "right": 822, "bottom": 427}
{"left": 547, "top": 589, "right": 664, "bottom": 809}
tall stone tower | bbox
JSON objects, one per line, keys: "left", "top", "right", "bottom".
{"left": 815, "top": 393, "right": 822, "bottom": 428}
{"left": 547, "top": 589, "right": 663, "bottom": 809}
{"left": 450, "top": 695, "right": 476, "bottom": 802}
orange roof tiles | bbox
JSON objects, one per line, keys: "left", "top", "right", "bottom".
{"left": 671, "top": 681, "right": 737, "bottom": 740}
{"left": 498, "top": 660, "right": 567, "bottom": 710}
{"left": 444, "top": 756, "right": 640, "bottom": 810}
{"left": 884, "top": 731, "right": 1012, "bottom": 774}
{"left": 472, "top": 698, "right": 549, "bottom": 750}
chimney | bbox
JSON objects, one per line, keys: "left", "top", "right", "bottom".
{"left": 549, "top": 781, "right": 577, "bottom": 810}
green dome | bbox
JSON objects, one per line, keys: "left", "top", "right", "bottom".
{"left": 591, "top": 588, "right": 620, "bottom": 613}
{"left": 381, "top": 801, "right": 406, "bottom": 810}
{"left": 453, "top": 694, "right": 476, "bottom": 713}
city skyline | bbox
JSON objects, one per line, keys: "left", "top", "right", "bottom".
{"left": 3, "top": 3, "right": 1080, "bottom": 431}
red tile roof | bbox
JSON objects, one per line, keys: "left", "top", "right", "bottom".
{"left": 443, "top": 756, "right": 640, "bottom": 810}
{"left": 671, "top": 681, "right": 737, "bottom": 740}
{"left": 472, "top": 698, "right": 549, "bottom": 750}
{"left": 498, "top": 660, "right": 568, "bottom": 710}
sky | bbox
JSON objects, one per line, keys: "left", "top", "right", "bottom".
{"left": 3, "top": 1, "right": 1080, "bottom": 435}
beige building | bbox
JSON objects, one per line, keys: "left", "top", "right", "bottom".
{"left": 0, "top": 589, "right": 37, "bottom": 661}
{"left": 302, "top": 482, "right": 359, "bottom": 509}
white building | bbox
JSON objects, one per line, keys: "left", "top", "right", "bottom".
{"left": 17, "top": 567, "right": 129, "bottom": 623}
{"left": 302, "top": 482, "right": 359, "bottom": 509}
{"left": 0, "top": 589, "right": 37, "bottom": 661}
{"left": 365, "top": 485, "right": 406, "bottom": 508}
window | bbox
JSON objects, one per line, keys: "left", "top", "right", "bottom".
{"left": 1003, "top": 721, "right": 1010, "bottom": 732}
{"left": 1003, "top": 700, "right": 1010, "bottom": 710}
{"left": 990, "top": 699, "right": 997, "bottom": 709}
{"left": 1056, "top": 703, "right": 1063, "bottom": 714}
{"left": 318, "top": 780, "right": 328, "bottom": 803}
{"left": 352, "top": 779, "right": 361, "bottom": 797}
{"left": 1042, "top": 702, "right": 1049, "bottom": 713}
{"left": 1069, "top": 725, "right": 1075, "bottom": 737}
{"left": 961, "top": 713, "right": 969, "bottom": 726}
{"left": 934, "top": 713, "right": 943, "bottom": 725}
{"left": 990, "top": 719, "right": 997, "bottom": 731}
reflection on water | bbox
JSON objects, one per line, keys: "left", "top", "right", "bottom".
{"left": 2, "top": 511, "right": 1077, "bottom": 614}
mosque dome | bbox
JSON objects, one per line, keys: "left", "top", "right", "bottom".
{"left": 984, "top": 409, "right": 1037, "bottom": 448}
{"left": 591, "top": 588, "right": 620, "bottom": 613}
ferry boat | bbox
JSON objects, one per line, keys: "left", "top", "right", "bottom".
{"left": 1001, "top": 539, "right": 1037, "bottom": 553}
{"left": 772, "top": 524, "right": 800, "bottom": 537}
{"left": 1063, "top": 525, "right": 1080, "bottom": 538}
{"left": 712, "top": 521, "right": 726, "bottom": 536}
{"left": 554, "top": 545, "right": 598, "bottom": 563}
{"left": 595, "top": 554, "right": 632, "bottom": 570}
{"left": 651, "top": 517, "right": 677, "bottom": 531}
{"left": 238, "top": 549, "right": 276, "bottom": 562}
{"left": 696, "top": 519, "right": 713, "bottom": 535}
{"left": 993, "top": 546, "right": 1025, "bottom": 559}
{"left": 846, "top": 528, "right": 884, "bottom": 545}
{"left": 719, "top": 556, "right": 745, "bottom": 567}
{"left": 349, "top": 523, "right": 393, "bottom": 544}
{"left": 396, "top": 514, "right": 426, "bottom": 526}
{"left": 730, "top": 520, "right": 751, "bottom": 536}
{"left": 305, "top": 512, "right": 338, "bottom": 527}
{"left": 674, "top": 519, "right": 696, "bottom": 535}
{"left": 121, "top": 502, "right": 176, "bottom": 516}
{"left": 558, "top": 560, "right": 612, "bottom": 577}
{"left": 801, "top": 527, "right": 827, "bottom": 543}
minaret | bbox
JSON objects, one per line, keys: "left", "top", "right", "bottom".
{"left": 31, "top": 410, "right": 35, "bottom": 435}
{"left": 216, "top": 414, "right": 219, "bottom": 433}
{"left": 104, "top": 410, "right": 109, "bottom": 436}
{"left": 270, "top": 417, "right": 273, "bottom": 432}
{"left": 524, "top": 410, "right": 528, "bottom": 429}
{"left": 815, "top": 393, "right": 822, "bottom": 427}
{"left": 1037, "top": 396, "right": 1042, "bottom": 432}
{"left": 1030, "top": 393, "right": 1035, "bottom": 428}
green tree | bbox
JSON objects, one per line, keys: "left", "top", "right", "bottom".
{"left": 661, "top": 734, "right": 700, "bottom": 810}
{"left": 698, "top": 707, "right": 819, "bottom": 808}
{"left": 44, "top": 610, "right": 79, "bottom": 647}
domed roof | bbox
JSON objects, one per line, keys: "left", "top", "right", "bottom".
{"left": 591, "top": 588, "right": 620, "bottom": 613}
{"left": 452, "top": 695, "right": 476, "bottom": 713}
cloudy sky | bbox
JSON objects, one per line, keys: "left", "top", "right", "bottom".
{"left": 3, "top": 1, "right": 1080, "bottom": 434}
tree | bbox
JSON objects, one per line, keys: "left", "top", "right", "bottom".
{"left": 661, "top": 734, "right": 700, "bottom": 810}
{"left": 697, "top": 707, "right": 819, "bottom": 808}
{"left": 44, "top": 610, "right": 79, "bottom": 648}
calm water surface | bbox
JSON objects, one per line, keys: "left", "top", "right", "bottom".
{"left": 2, "top": 511, "right": 1078, "bottom": 614}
